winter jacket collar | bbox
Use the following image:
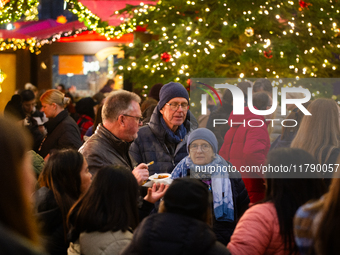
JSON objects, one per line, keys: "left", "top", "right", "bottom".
{"left": 96, "top": 124, "right": 132, "bottom": 165}
{"left": 160, "top": 116, "right": 187, "bottom": 144}
{"left": 44, "top": 109, "right": 69, "bottom": 134}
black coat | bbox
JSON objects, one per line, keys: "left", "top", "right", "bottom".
{"left": 34, "top": 187, "right": 68, "bottom": 255}
{"left": 38, "top": 110, "right": 82, "bottom": 158}
{"left": 129, "top": 107, "right": 198, "bottom": 175}
{"left": 121, "top": 213, "right": 231, "bottom": 255}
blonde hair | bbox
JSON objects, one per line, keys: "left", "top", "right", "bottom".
{"left": 291, "top": 98, "right": 340, "bottom": 163}
{"left": 40, "top": 89, "right": 70, "bottom": 108}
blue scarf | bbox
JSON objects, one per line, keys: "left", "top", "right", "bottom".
{"left": 171, "top": 155, "right": 234, "bottom": 222}
{"left": 161, "top": 116, "right": 187, "bottom": 144}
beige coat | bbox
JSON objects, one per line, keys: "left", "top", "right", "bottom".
{"left": 68, "top": 230, "right": 133, "bottom": 255}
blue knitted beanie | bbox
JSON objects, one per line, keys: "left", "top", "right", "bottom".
{"left": 187, "top": 128, "right": 218, "bottom": 154}
{"left": 158, "top": 82, "right": 189, "bottom": 110}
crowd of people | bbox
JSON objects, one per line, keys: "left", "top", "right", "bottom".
{"left": 1, "top": 78, "right": 340, "bottom": 255}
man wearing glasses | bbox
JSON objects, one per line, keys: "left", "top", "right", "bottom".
{"left": 130, "top": 82, "right": 198, "bottom": 175}
{"left": 79, "top": 90, "right": 149, "bottom": 185}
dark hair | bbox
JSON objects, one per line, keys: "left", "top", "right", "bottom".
{"left": 57, "top": 84, "right": 66, "bottom": 90}
{"left": 313, "top": 156, "right": 340, "bottom": 254}
{"left": 148, "top": 83, "right": 163, "bottom": 101}
{"left": 0, "top": 117, "right": 40, "bottom": 245}
{"left": 252, "top": 92, "right": 270, "bottom": 110}
{"left": 93, "top": 105, "right": 103, "bottom": 132}
{"left": 265, "top": 148, "right": 326, "bottom": 253}
{"left": 237, "top": 81, "right": 252, "bottom": 95}
{"left": 4, "top": 95, "right": 26, "bottom": 120}
{"left": 75, "top": 97, "right": 96, "bottom": 119}
{"left": 141, "top": 98, "right": 158, "bottom": 113}
{"left": 281, "top": 102, "right": 311, "bottom": 140}
{"left": 163, "top": 178, "right": 211, "bottom": 222}
{"left": 105, "top": 79, "right": 115, "bottom": 86}
{"left": 68, "top": 165, "right": 139, "bottom": 237}
{"left": 222, "top": 88, "right": 233, "bottom": 105}
{"left": 38, "top": 149, "right": 84, "bottom": 237}
{"left": 253, "top": 78, "right": 272, "bottom": 93}
{"left": 20, "top": 89, "right": 35, "bottom": 102}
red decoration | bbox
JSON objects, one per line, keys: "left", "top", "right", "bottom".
{"left": 264, "top": 50, "right": 273, "bottom": 59}
{"left": 161, "top": 52, "right": 171, "bottom": 62}
{"left": 299, "top": 0, "right": 312, "bottom": 9}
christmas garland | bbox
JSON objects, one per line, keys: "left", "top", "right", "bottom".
{"left": 0, "top": 0, "right": 39, "bottom": 24}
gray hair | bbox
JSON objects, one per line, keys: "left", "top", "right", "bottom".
{"left": 102, "top": 90, "right": 141, "bottom": 122}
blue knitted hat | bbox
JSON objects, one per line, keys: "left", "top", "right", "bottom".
{"left": 187, "top": 128, "right": 218, "bottom": 154}
{"left": 158, "top": 82, "right": 189, "bottom": 110}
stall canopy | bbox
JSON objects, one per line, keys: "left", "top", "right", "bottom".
{"left": 0, "top": 0, "right": 156, "bottom": 42}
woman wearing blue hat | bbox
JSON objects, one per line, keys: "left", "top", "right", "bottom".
{"left": 171, "top": 128, "right": 249, "bottom": 245}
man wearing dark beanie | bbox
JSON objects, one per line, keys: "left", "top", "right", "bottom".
{"left": 130, "top": 82, "right": 198, "bottom": 174}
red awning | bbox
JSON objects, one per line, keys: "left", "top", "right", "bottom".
{"left": 0, "top": 30, "right": 31, "bottom": 39}
{"left": 79, "top": 0, "right": 157, "bottom": 26}
{"left": 57, "top": 30, "right": 134, "bottom": 42}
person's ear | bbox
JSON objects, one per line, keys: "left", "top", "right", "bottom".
{"left": 159, "top": 108, "right": 164, "bottom": 115}
{"left": 117, "top": 115, "right": 125, "bottom": 127}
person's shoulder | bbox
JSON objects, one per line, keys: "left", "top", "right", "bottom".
{"left": 246, "top": 202, "right": 276, "bottom": 218}
{"left": 206, "top": 241, "right": 231, "bottom": 255}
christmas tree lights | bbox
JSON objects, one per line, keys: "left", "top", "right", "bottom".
{"left": 107, "top": 0, "right": 340, "bottom": 98}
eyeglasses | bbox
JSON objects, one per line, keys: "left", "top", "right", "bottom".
{"left": 189, "top": 143, "right": 211, "bottom": 152}
{"left": 165, "top": 102, "right": 189, "bottom": 111}
{"left": 122, "top": 114, "right": 144, "bottom": 123}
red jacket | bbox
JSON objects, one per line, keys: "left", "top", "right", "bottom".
{"left": 219, "top": 107, "right": 270, "bottom": 203}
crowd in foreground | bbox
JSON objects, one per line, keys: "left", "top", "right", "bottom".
{"left": 1, "top": 79, "right": 340, "bottom": 255}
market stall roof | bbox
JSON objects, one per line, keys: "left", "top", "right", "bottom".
{"left": 15, "top": 20, "right": 86, "bottom": 40}
{"left": 79, "top": 0, "right": 156, "bottom": 26}
{"left": 0, "top": 1, "right": 156, "bottom": 43}
{"left": 0, "top": 30, "right": 31, "bottom": 39}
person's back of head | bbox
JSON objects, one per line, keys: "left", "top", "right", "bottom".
{"left": 0, "top": 117, "right": 40, "bottom": 246}
{"left": 75, "top": 97, "right": 96, "bottom": 119}
{"left": 237, "top": 81, "right": 252, "bottom": 95}
{"left": 68, "top": 165, "right": 139, "bottom": 237}
{"left": 265, "top": 148, "right": 326, "bottom": 253}
{"left": 253, "top": 78, "right": 272, "bottom": 93}
{"left": 291, "top": 98, "right": 340, "bottom": 163}
{"left": 20, "top": 89, "right": 35, "bottom": 102}
{"left": 40, "top": 89, "right": 70, "bottom": 108}
{"left": 160, "top": 178, "right": 210, "bottom": 222}
{"left": 252, "top": 92, "right": 270, "bottom": 110}
{"left": 148, "top": 83, "right": 163, "bottom": 101}
{"left": 4, "top": 95, "right": 26, "bottom": 121}
{"left": 280, "top": 102, "right": 311, "bottom": 140}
